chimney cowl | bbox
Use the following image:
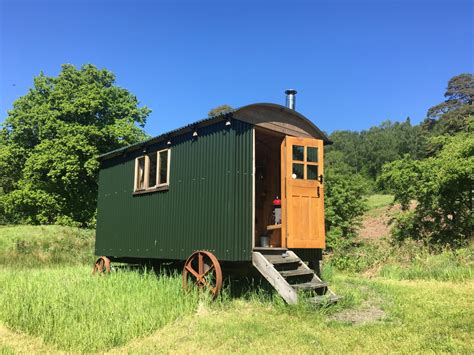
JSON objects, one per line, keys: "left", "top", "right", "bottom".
{"left": 285, "top": 89, "right": 297, "bottom": 110}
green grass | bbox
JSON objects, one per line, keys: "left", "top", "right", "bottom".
{"left": 106, "top": 277, "right": 474, "bottom": 353}
{"left": 1, "top": 263, "right": 472, "bottom": 353}
{"left": 380, "top": 246, "right": 473, "bottom": 282}
{"left": 1, "top": 225, "right": 473, "bottom": 352}
{"left": 0, "top": 266, "right": 200, "bottom": 352}
{"left": 0, "top": 225, "right": 94, "bottom": 267}
{"left": 328, "top": 238, "right": 474, "bottom": 281}
{"left": 365, "top": 194, "right": 394, "bottom": 210}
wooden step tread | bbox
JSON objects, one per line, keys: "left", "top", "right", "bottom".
{"left": 308, "top": 294, "right": 341, "bottom": 305}
{"left": 291, "top": 281, "right": 327, "bottom": 290}
{"left": 264, "top": 256, "right": 301, "bottom": 265}
{"left": 279, "top": 268, "right": 314, "bottom": 278}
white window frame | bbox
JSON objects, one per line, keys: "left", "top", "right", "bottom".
{"left": 133, "top": 148, "right": 171, "bottom": 193}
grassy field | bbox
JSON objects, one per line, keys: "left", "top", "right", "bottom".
{"left": 365, "top": 194, "right": 394, "bottom": 210}
{"left": 0, "top": 225, "right": 94, "bottom": 267}
{"left": 0, "top": 224, "right": 473, "bottom": 353}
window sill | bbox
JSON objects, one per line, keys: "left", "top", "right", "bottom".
{"left": 133, "top": 185, "right": 169, "bottom": 195}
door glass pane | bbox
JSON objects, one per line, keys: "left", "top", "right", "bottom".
{"left": 159, "top": 150, "right": 169, "bottom": 185}
{"left": 148, "top": 153, "right": 157, "bottom": 187}
{"left": 292, "top": 145, "right": 304, "bottom": 161}
{"left": 307, "top": 164, "right": 318, "bottom": 180}
{"left": 292, "top": 163, "right": 304, "bottom": 179}
{"left": 307, "top": 147, "right": 318, "bottom": 162}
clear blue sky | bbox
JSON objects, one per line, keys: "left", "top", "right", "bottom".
{"left": 1, "top": 0, "right": 472, "bottom": 136}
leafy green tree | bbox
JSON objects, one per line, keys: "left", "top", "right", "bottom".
{"left": 0, "top": 64, "right": 150, "bottom": 226}
{"left": 208, "top": 104, "right": 233, "bottom": 117}
{"left": 378, "top": 133, "right": 473, "bottom": 246}
{"left": 324, "top": 170, "right": 368, "bottom": 250}
{"left": 423, "top": 73, "right": 474, "bottom": 135}
{"left": 326, "top": 118, "right": 426, "bottom": 184}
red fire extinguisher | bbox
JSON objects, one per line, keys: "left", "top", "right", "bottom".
{"left": 272, "top": 196, "right": 281, "bottom": 224}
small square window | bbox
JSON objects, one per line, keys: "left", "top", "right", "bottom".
{"left": 292, "top": 145, "right": 304, "bottom": 161}
{"left": 307, "top": 165, "right": 318, "bottom": 180}
{"left": 292, "top": 163, "right": 304, "bottom": 179}
{"left": 307, "top": 147, "right": 318, "bottom": 163}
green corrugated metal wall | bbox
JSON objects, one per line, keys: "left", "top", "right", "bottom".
{"left": 95, "top": 120, "right": 253, "bottom": 262}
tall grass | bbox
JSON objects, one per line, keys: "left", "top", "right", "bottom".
{"left": 0, "top": 225, "right": 94, "bottom": 267}
{"left": 380, "top": 246, "right": 473, "bottom": 282}
{"left": 0, "top": 267, "right": 199, "bottom": 351}
{"left": 327, "top": 239, "right": 474, "bottom": 282}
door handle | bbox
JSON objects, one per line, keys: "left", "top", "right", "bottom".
{"left": 318, "top": 174, "right": 324, "bottom": 184}
{"left": 317, "top": 186, "right": 320, "bottom": 198}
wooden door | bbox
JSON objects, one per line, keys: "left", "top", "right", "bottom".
{"left": 281, "top": 136, "right": 325, "bottom": 249}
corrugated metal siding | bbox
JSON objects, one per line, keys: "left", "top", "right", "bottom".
{"left": 95, "top": 120, "right": 253, "bottom": 261}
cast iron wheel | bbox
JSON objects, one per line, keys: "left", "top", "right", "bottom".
{"left": 182, "top": 250, "right": 223, "bottom": 299}
{"left": 92, "top": 256, "right": 111, "bottom": 275}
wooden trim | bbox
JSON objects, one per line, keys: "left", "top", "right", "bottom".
{"left": 133, "top": 185, "right": 170, "bottom": 196}
{"left": 157, "top": 148, "right": 171, "bottom": 188}
{"left": 252, "top": 127, "right": 256, "bottom": 249}
{"left": 281, "top": 138, "right": 287, "bottom": 248}
{"left": 133, "top": 148, "right": 171, "bottom": 193}
{"left": 133, "top": 157, "right": 138, "bottom": 191}
{"left": 144, "top": 155, "right": 150, "bottom": 189}
{"left": 134, "top": 156, "right": 146, "bottom": 192}
{"left": 266, "top": 224, "right": 282, "bottom": 231}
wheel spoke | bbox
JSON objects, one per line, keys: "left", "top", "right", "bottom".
{"left": 198, "top": 253, "right": 204, "bottom": 275}
{"left": 202, "top": 264, "right": 215, "bottom": 278}
{"left": 185, "top": 264, "right": 201, "bottom": 280}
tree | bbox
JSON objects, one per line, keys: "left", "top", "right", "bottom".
{"left": 378, "top": 133, "right": 473, "bottom": 246}
{"left": 424, "top": 73, "right": 474, "bottom": 135}
{"left": 0, "top": 64, "right": 151, "bottom": 226}
{"left": 208, "top": 104, "right": 233, "bottom": 117}
{"left": 326, "top": 119, "right": 426, "bottom": 184}
{"left": 324, "top": 170, "right": 368, "bottom": 250}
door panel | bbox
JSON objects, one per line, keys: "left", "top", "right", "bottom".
{"left": 281, "top": 136, "right": 325, "bottom": 249}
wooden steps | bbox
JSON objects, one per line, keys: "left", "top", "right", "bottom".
{"left": 279, "top": 267, "right": 314, "bottom": 278}
{"left": 292, "top": 281, "right": 328, "bottom": 291}
{"left": 252, "top": 249, "right": 339, "bottom": 305}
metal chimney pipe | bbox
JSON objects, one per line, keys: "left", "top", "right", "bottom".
{"left": 285, "top": 89, "right": 297, "bottom": 110}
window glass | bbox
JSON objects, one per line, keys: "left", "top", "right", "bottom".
{"left": 158, "top": 150, "right": 169, "bottom": 185}
{"left": 292, "top": 163, "right": 304, "bottom": 179}
{"left": 148, "top": 153, "right": 157, "bottom": 187}
{"left": 307, "top": 164, "right": 318, "bottom": 180}
{"left": 137, "top": 157, "right": 145, "bottom": 190}
{"left": 292, "top": 145, "right": 304, "bottom": 161}
{"left": 307, "top": 147, "right": 318, "bottom": 163}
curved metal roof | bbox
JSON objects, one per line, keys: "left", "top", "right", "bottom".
{"left": 234, "top": 103, "right": 330, "bottom": 142}
{"left": 99, "top": 103, "right": 329, "bottom": 161}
